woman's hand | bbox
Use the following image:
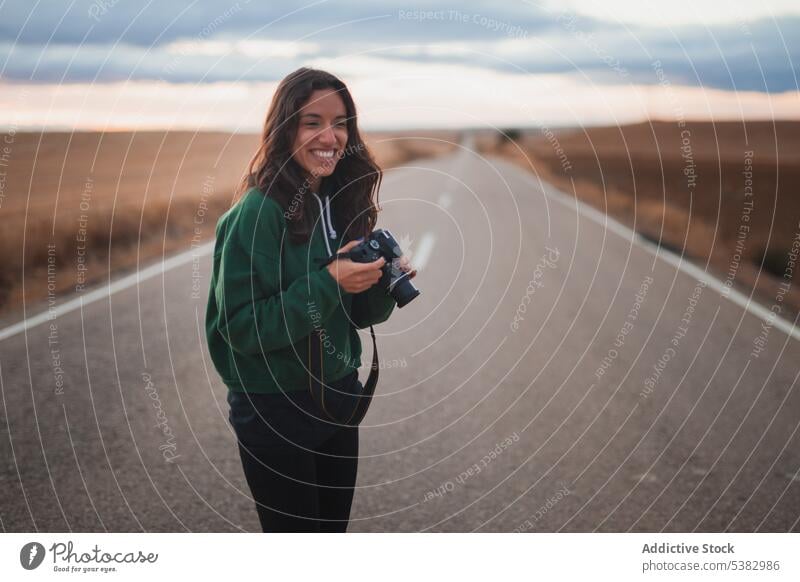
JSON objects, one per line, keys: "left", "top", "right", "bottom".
{"left": 326, "top": 239, "right": 385, "bottom": 293}
{"left": 396, "top": 255, "right": 417, "bottom": 280}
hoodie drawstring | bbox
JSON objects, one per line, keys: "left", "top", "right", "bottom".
{"left": 312, "top": 192, "right": 336, "bottom": 256}
{"left": 323, "top": 195, "right": 337, "bottom": 240}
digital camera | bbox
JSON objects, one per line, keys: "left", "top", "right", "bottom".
{"left": 342, "top": 229, "right": 420, "bottom": 307}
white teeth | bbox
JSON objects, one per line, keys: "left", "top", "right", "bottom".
{"left": 312, "top": 150, "right": 335, "bottom": 159}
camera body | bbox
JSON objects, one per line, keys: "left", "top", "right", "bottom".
{"left": 344, "top": 229, "right": 420, "bottom": 307}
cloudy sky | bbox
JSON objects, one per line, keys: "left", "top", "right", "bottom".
{"left": 1, "top": 0, "right": 798, "bottom": 130}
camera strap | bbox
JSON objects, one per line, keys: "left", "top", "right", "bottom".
{"left": 308, "top": 324, "right": 379, "bottom": 426}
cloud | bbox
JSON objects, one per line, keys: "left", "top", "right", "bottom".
{"left": 0, "top": 0, "right": 797, "bottom": 92}
{"left": 368, "top": 15, "right": 800, "bottom": 92}
{"left": 0, "top": 0, "right": 563, "bottom": 46}
{"left": 544, "top": 0, "right": 800, "bottom": 26}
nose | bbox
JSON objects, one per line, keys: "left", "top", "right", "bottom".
{"left": 316, "top": 125, "right": 337, "bottom": 146}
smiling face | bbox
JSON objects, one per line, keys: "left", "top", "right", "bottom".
{"left": 291, "top": 88, "right": 349, "bottom": 191}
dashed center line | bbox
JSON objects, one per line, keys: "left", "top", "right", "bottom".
{"left": 413, "top": 233, "right": 436, "bottom": 272}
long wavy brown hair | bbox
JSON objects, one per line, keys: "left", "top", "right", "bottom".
{"left": 238, "top": 67, "right": 382, "bottom": 244}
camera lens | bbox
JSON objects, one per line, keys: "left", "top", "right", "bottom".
{"left": 389, "top": 273, "right": 420, "bottom": 308}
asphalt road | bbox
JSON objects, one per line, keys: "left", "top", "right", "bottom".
{"left": 2, "top": 139, "right": 799, "bottom": 532}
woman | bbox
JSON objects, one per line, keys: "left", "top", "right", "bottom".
{"left": 205, "top": 67, "right": 414, "bottom": 532}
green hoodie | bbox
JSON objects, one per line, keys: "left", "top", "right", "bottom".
{"left": 205, "top": 186, "right": 396, "bottom": 394}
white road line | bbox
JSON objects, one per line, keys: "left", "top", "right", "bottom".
{"left": 413, "top": 232, "right": 436, "bottom": 271}
{"left": 636, "top": 236, "right": 800, "bottom": 341}
{"left": 0, "top": 242, "right": 214, "bottom": 343}
{"left": 516, "top": 169, "right": 800, "bottom": 343}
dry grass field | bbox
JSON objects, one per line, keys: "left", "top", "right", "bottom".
{"left": 477, "top": 121, "right": 800, "bottom": 319}
{"left": 0, "top": 130, "right": 457, "bottom": 318}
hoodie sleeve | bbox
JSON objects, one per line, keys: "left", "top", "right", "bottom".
{"left": 350, "top": 284, "right": 396, "bottom": 329}
{"left": 213, "top": 196, "right": 344, "bottom": 355}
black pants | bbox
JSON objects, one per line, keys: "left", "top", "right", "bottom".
{"left": 236, "top": 424, "right": 359, "bottom": 532}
